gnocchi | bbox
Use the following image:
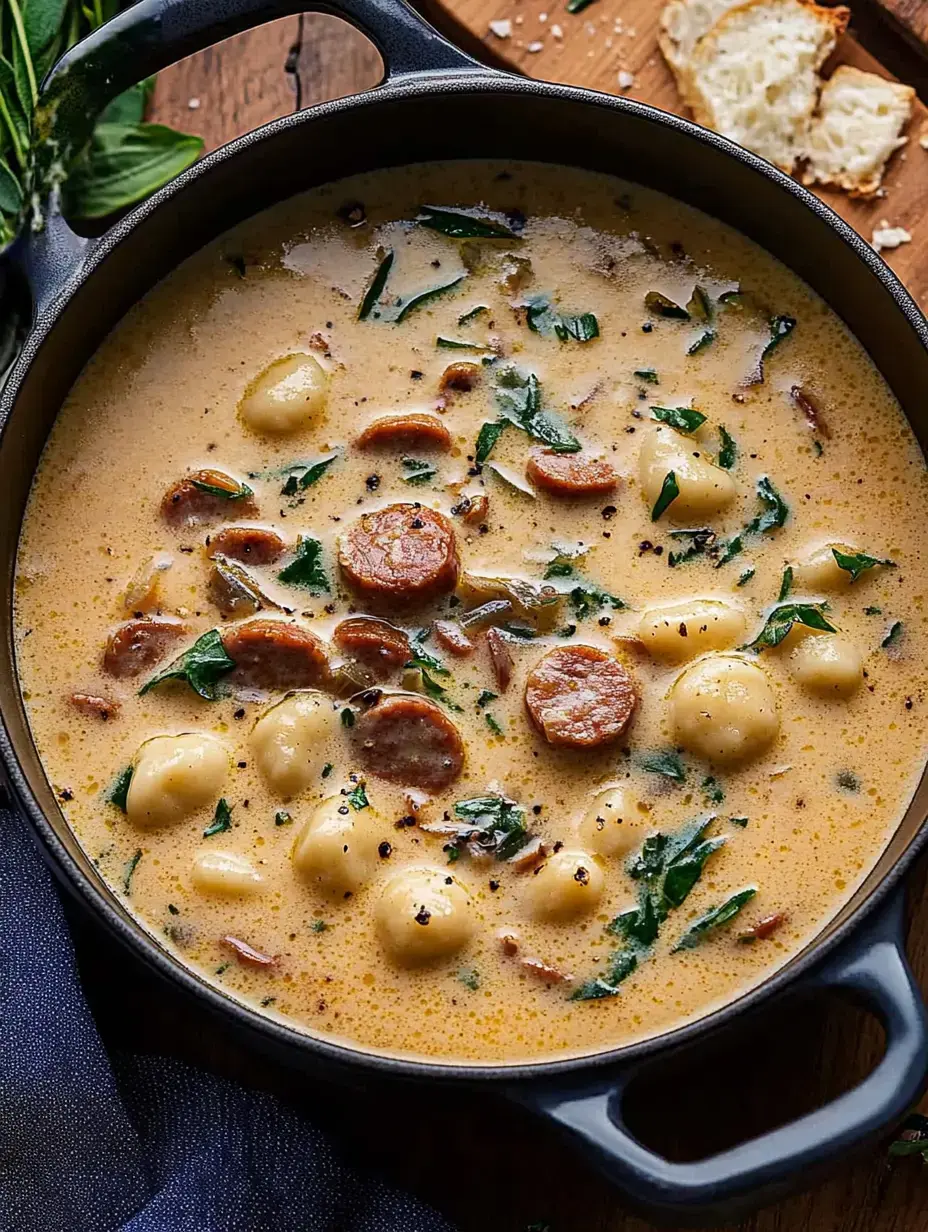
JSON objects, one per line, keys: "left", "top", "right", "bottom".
{"left": 639, "top": 427, "right": 736, "bottom": 521}
{"left": 577, "top": 786, "right": 646, "bottom": 858}
{"left": 376, "top": 867, "right": 474, "bottom": 965}
{"left": 671, "top": 654, "right": 779, "bottom": 764}
{"left": 126, "top": 733, "right": 228, "bottom": 828}
{"left": 291, "top": 795, "right": 380, "bottom": 895}
{"left": 249, "top": 691, "right": 337, "bottom": 797}
{"left": 789, "top": 634, "right": 863, "bottom": 696}
{"left": 794, "top": 544, "right": 864, "bottom": 592}
{"left": 638, "top": 599, "right": 746, "bottom": 663}
{"left": 191, "top": 850, "right": 264, "bottom": 896}
{"left": 526, "top": 849, "right": 604, "bottom": 920}
{"left": 239, "top": 353, "right": 328, "bottom": 434}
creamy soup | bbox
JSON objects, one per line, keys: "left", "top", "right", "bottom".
{"left": 13, "top": 161, "right": 928, "bottom": 1065}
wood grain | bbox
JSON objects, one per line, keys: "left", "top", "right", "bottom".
{"left": 134, "top": 13, "right": 928, "bottom": 1232}
{"left": 872, "top": 0, "right": 928, "bottom": 55}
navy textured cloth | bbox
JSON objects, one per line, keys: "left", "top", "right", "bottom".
{"left": 0, "top": 803, "right": 453, "bottom": 1232}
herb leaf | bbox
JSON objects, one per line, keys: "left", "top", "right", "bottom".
{"left": 107, "top": 765, "right": 133, "bottom": 811}
{"left": 744, "top": 602, "right": 836, "bottom": 650}
{"left": 402, "top": 456, "right": 438, "bottom": 485}
{"left": 651, "top": 406, "right": 706, "bottom": 434}
{"left": 494, "top": 366, "right": 581, "bottom": 454}
{"left": 204, "top": 798, "right": 233, "bottom": 838}
{"left": 458, "top": 304, "right": 489, "bottom": 324}
{"left": 717, "top": 426, "right": 736, "bottom": 470}
{"left": 748, "top": 315, "right": 796, "bottom": 384}
{"left": 570, "top": 950, "right": 638, "bottom": 1000}
{"left": 882, "top": 621, "right": 904, "bottom": 649}
{"left": 139, "top": 629, "right": 235, "bottom": 701}
{"left": 667, "top": 527, "right": 716, "bottom": 568}
{"left": 635, "top": 368, "right": 659, "bottom": 384}
{"left": 832, "top": 548, "right": 895, "bottom": 583}
{"left": 191, "top": 476, "right": 252, "bottom": 501}
{"left": 645, "top": 291, "right": 689, "bottom": 320}
{"left": 569, "top": 585, "right": 625, "bottom": 619}
{"left": 672, "top": 887, "right": 757, "bottom": 951}
{"left": 358, "top": 249, "right": 394, "bottom": 321}
{"left": 737, "top": 567, "right": 755, "bottom": 586}
{"left": 417, "top": 205, "right": 519, "bottom": 240}
{"left": 346, "top": 782, "right": 369, "bottom": 811}
{"left": 278, "top": 537, "right": 329, "bottom": 593}
{"left": 395, "top": 274, "right": 466, "bottom": 323}
{"left": 292, "top": 454, "right": 338, "bottom": 492}
{"left": 746, "top": 476, "right": 789, "bottom": 534}
{"left": 440, "top": 794, "right": 529, "bottom": 860}
{"left": 122, "top": 848, "right": 142, "bottom": 894}
{"left": 651, "top": 471, "right": 679, "bottom": 521}
{"left": 778, "top": 566, "right": 793, "bottom": 602}
{"left": 637, "top": 749, "right": 686, "bottom": 782}
{"left": 65, "top": 122, "right": 204, "bottom": 221}
{"left": 475, "top": 420, "right": 507, "bottom": 465}
{"left": 407, "top": 629, "right": 448, "bottom": 675}
{"left": 526, "top": 295, "right": 599, "bottom": 343}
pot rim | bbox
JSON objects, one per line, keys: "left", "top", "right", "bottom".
{"left": 3, "top": 68, "right": 927, "bottom": 1084}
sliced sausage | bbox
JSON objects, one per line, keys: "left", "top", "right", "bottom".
{"left": 357, "top": 413, "right": 452, "bottom": 451}
{"left": 353, "top": 694, "right": 464, "bottom": 789}
{"left": 207, "top": 526, "right": 285, "bottom": 565}
{"left": 221, "top": 619, "right": 332, "bottom": 692}
{"left": 526, "top": 450, "right": 618, "bottom": 497}
{"left": 69, "top": 692, "right": 120, "bottom": 720}
{"left": 333, "top": 617, "right": 410, "bottom": 678}
{"left": 486, "top": 627, "right": 514, "bottom": 691}
{"left": 104, "top": 617, "right": 186, "bottom": 678}
{"left": 524, "top": 645, "right": 638, "bottom": 748}
{"left": 338, "top": 503, "right": 459, "bottom": 605}
{"left": 161, "top": 469, "right": 257, "bottom": 527}
{"left": 432, "top": 620, "right": 474, "bottom": 657}
{"left": 439, "top": 362, "right": 481, "bottom": 394}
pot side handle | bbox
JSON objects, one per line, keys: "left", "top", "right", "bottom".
{"left": 515, "top": 892, "right": 928, "bottom": 1222}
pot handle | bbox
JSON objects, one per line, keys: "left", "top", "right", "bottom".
{"left": 514, "top": 891, "right": 928, "bottom": 1221}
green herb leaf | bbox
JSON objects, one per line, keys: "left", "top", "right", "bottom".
{"left": 191, "top": 476, "right": 253, "bottom": 501}
{"left": 449, "top": 794, "right": 529, "bottom": 860}
{"left": 569, "top": 949, "right": 637, "bottom": 1000}
{"left": 672, "top": 887, "right": 756, "bottom": 951}
{"left": 864, "top": 606, "right": 883, "bottom": 616}
{"left": 275, "top": 810, "right": 293, "bottom": 826}
{"left": 637, "top": 749, "right": 686, "bottom": 782}
{"left": 407, "top": 630, "right": 448, "bottom": 675}
{"left": 476, "top": 689, "right": 498, "bottom": 708}
{"left": 778, "top": 566, "right": 793, "bottom": 602}
{"left": 417, "top": 205, "right": 519, "bottom": 240}
{"left": 832, "top": 548, "right": 895, "bottom": 583}
{"left": 417, "top": 666, "right": 463, "bottom": 712}
{"left": 569, "top": 585, "right": 625, "bottom": 620}
{"left": 609, "top": 888, "right": 661, "bottom": 948}
{"left": 346, "top": 782, "right": 369, "bottom": 811}
{"left": 729, "top": 816, "right": 749, "bottom": 828}
{"left": 322, "top": 762, "right": 334, "bottom": 778}
{"left": 402, "top": 456, "right": 438, "bottom": 485}
{"left": 662, "top": 836, "right": 726, "bottom": 909}
{"left": 340, "top": 707, "right": 355, "bottom": 728}
{"left": 736, "top": 566, "right": 755, "bottom": 586}
{"left": 651, "top": 406, "right": 706, "bottom": 434}
{"left": 667, "top": 527, "right": 716, "bottom": 568}
{"left": 645, "top": 291, "right": 689, "bottom": 320}
{"left": 717, "top": 426, "right": 736, "bottom": 470}
{"left": 395, "top": 274, "right": 466, "bottom": 323}
{"left": 139, "top": 629, "right": 235, "bottom": 701}
{"left": 526, "top": 295, "right": 599, "bottom": 342}
{"left": 290, "top": 454, "right": 338, "bottom": 493}
{"left": 687, "top": 330, "right": 716, "bottom": 355}
{"left": 494, "top": 365, "right": 581, "bottom": 454}
{"left": 65, "top": 123, "right": 204, "bottom": 220}
{"left": 746, "top": 476, "right": 789, "bottom": 534}
{"left": 702, "top": 775, "right": 724, "bottom": 805}
{"left": 358, "top": 249, "right": 394, "bottom": 320}
{"left": 836, "top": 769, "right": 861, "bottom": 793}
{"left": 744, "top": 602, "right": 836, "bottom": 650}
{"left": 204, "top": 798, "right": 233, "bottom": 838}
{"left": 882, "top": 621, "right": 904, "bottom": 649}
{"left": 122, "top": 848, "right": 142, "bottom": 894}
{"left": 485, "top": 713, "right": 504, "bottom": 735}
{"left": 278, "top": 537, "right": 329, "bottom": 593}
{"left": 311, "top": 919, "right": 328, "bottom": 933}
{"left": 748, "top": 315, "right": 796, "bottom": 384}
{"left": 565, "top": 0, "right": 598, "bottom": 13}
{"left": 475, "top": 420, "right": 507, "bottom": 465}
{"left": 634, "top": 368, "right": 659, "bottom": 384}
{"left": 651, "top": 471, "right": 679, "bottom": 521}
{"left": 458, "top": 967, "right": 480, "bottom": 991}
{"left": 107, "top": 764, "right": 133, "bottom": 811}
{"left": 715, "top": 535, "right": 744, "bottom": 568}
{"left": 458, "top": 304, "right": 489, "bottom": 324}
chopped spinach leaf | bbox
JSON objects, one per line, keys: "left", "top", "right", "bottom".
{"left": 485, "top": 713, "right": 504, "bottom": 735}
{"left": 526, "top": 295, "right": 599, "bottom": 343}
{"left": 651, "top": 406, "right": 706, "bottom": 434}
{"left": 778, "top": 566, "right": 793, "bottom": 602}
{"left": 458, "top": 967, "right": 480, "bottom": 991}
{"left": 717, "top": 426, "right": 737, "bottom": 470}
{"left": 311, "top": 919, "right": 328, "bottom": 933}
{"left": 729, "top": 816, "right": 749, "bottom": 828}
{"left": 139, "top": 629, "right": 235, "bottom": 701}
{"left": 645, "top": 291, "right": 689, "bottom": 320}
{"left": 322, "top": 763, "right": 334, "bottom": 778}
{"left": 882, "top": 621, "right": 904, "bottom": 649}
{"left": 744, "top": 602, "right": 836, "bottom": 650}
{"left": 746, "top": 476, "right": 789, "bottom": 534}
{"left": 278, "top": 537, "right": 329, "bottom": 593}
{"left": 346, "top": 782, "right": 369, "bottom": 811}
{"left": 417, "top": 205, "right": 519, "bottom": 240}
{"left": 748, "top": 315, "right": 796, "bottom": 384}
{"left": 609, "top": 887, "right": 661, "bottom": 948}
{"left": 832, "top": 548, "right": 895, "bottom": 583}
{"left": 107, "top": 765, "right": 133, "bottom": 812}
{"left": 864, "top": 606, "right": 883, "bottom": 616}
{"left": 407, "top": 630, "right": 448, "bottom": 676}
{"left": 402, "top": 456, "right": 438, "bottom": 485}
{"left": 737, "top": 566, "right": 755, "bottom": 586}
{"left": 358, "top": 248, "right": 394, "bottom": 320}
{"left": 414, "top": 665, "right": 463, "bottom": 712}
{"left": 667, "top": 527, "right": 716, "bottom": 568}
{"left": 569, "top": 585, "right": 625, "bottom": 620}
{"left": 662, "top": 833, "right": 726, "bottom": 910}
{"left": 447, "top": 794, "right": 529, "bottom": 860}
{"left": 122, "top": 848, "right": 142, "bottom": 894}
{"left": 288, "top": 454, "right": 338, "bottom": 494}
{"left": 634, "top": 368, "right": 659, "bottom": 384}
{"left": 191, "top": 476, "right": 252, "bottom": 501}
{"left": 458, "top": 304, "right": 489, "bottom": 324}
{"left": 651, "top": 471, "right": 679, "bottom": 521}
{"left": 476, "top": 690, "right": 498, "bottom": 709}
{"left": 544, "top": 555, "right": 576, "bottom": 579}
{"left": 436, "top": 336, "right": 493, "bottom": 352}
{"left": 702, "top": 776, "right": 724, "bottom": 805}
{"left": 494, "top": 365, "right": 581, "bottom": 454}
{"left": 204, "top": 798, "right": 233, "bottom": 838}
{"left": 672, "top": 887, "right": 756, "bottom": 951}
{"left": 275, "top": 811, "right": 293, "bottom": 826}
{"left": 340, "top": 708, "right": 355, "bottom": 728}
{"left": 637, "top": 748, "right": 686, "bottom": 782}
{"left": 688, "top": 330, "right": 716, "bottom": 355}
{"left": 395, "top": 274, "right": 466, "bottom": 323}
{"left": 836, "top": 769, "right": 861, "bottom": 793}
{"left": 569, "top": 949, "right": 638, "bottom": 1000}
{"left": 475, "top": 420, "right": 507, "bottom": 465}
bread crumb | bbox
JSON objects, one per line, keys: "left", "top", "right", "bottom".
{"left": 550, "top": 23, "right": 564, "bottom": 38}
{"left": 618, "top": 70, "right": 635, "bottom": 90}
{"left": 527, "top": 39, "right": 545, "bottom": 51}
{"left": 187, "top": 98, "right": 201, "bottom": 110}
{"left": 539, "top": 11, "right": 548, "bottom": 20}
{"left": 871, "top": 222, "right": 912, "bottom": 253}
{"left": 488, "top": 18, "right": 512, "bottom": 37}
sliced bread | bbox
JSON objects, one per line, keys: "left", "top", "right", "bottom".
{"left": 679, "top": 0, "right": 850, "bottom": 174}
{"left": 658, "top": 0, "right": 740, "bottom": 82}
{"left": 803, "top": 66, "right": 914, "bottom": 195}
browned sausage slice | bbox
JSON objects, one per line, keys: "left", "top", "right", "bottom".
{"left": 524, "top": 645, "right": 637, "bottom": 748}
{"left": 104, "top": 617, "right": 186, "bottom": 678}
{"left": 333, "top": 617, "right": 410, "bottom": 678}
{"left": 69, "top": 692, "right": 120, "bottom": 720}
{"left": 486, "top": 627, "right": 513, "bottom": 691}
{"left": 221, "top": 619, "right": 332, "bottom": 692}
{"left": 353, "top": 694, "right": 464, "bottom": 789}
{"left": 356, "top": 413, "right": 452, "bottom": 451}
{"left": 432, "top": 620, "right": 474, "bottom": 657}
{"left": 526, "top": 450, "right": 618, "bottom": 497}
{"left": 161, "top": 469, "right": 257, "bottom": 527}
{"left": 439, "top": 362, "right": 481, "bottom": 394}
{"left": 338, "top": 504, "right": 459, "bottom": 604}
{"left": 207, "top": 526, "right": 285, "bottom": 565}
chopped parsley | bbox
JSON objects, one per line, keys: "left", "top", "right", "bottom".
{"left": 107, "top": 765, "right": 133, "bottom": 812}
{"left": 485, "top": 713, "right": 504, "bottom": 735}
{"left": 569, "top": 584, "right": 625, "bottom": 619}
{"left": 439, "top": 794, "right": 530, "bottom": 861}
{"left": 357, "top": 248, "right": 394, "bottom": 320}
{"left": 634, "top": 368, "right": 659, "bottom": 384}
{"left": 402, "top": 456, "right": 438, "bottom": 485}
{"left": 458, "top": 968, "right": 480, "bottom": 991}
{"left": 476, "top": 690, "right": 498, "bottom": 708}
{"left": 737, "top": 567, "right": 755, "bottom": 586}
{"left": 280, "top": 453, "right": 338, "bottom": 497}
{"left": 204, "top": 798, "right": 233, "bottom": 838}
{"left": 346, "top": 782, "right": 370, "bottom": 811}
{"left": 637, "top": 748, "right": 686, "bottom": 782}
{"left": 190, "top": 476, "right": 252, "bottom": 501}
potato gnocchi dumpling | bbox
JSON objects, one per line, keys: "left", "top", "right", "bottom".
{"left": 638, "top": 599, "right": 746, "bottom": 663}
{"left": 126, "top": 733, "right": 228, "bottom": 828}
{"left": 291, "top": 795, "right": 381, "bottom": 895}
{"left": 239, "top": 353, "right": 329, "bottom": 434}
{"left": 577, "top": 786, "right": 646, "bottom": 858}
{"left": 249, "top": 691, "right": 337, "bottom": 798}
{"left": 789, "top": 633, "right": 863, "bottom": 696}
{"left": 639, "top": 426, "right": 736, "bottom": 520}
{"left": 671, "top": 654, "right": 779, "bottom": 764}
{"left": 191, "top": 849, "right": 264, "bottom": 897}
{"left": 794, "top": 544, "right": 862, "bottom": 592}
{"left": 376, "top": 866, "right": 475, "bottom": 965}
{"left": 526, "top": 849, "right": 605, "bottom": 920}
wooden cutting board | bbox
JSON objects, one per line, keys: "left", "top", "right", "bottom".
{"left": 416, "top": 0, "right": 928, "bottom": 306}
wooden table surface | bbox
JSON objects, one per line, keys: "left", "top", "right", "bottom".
{"left": 86, "top": 10, "right": 928, "bottom": 1229}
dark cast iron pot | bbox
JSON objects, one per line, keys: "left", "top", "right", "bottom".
{"left": 1, "top": 0, "right": 928, "bottom": 1222}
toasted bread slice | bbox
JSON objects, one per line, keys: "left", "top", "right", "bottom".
{"left": 680, "top": 0, "right": 850, "bottom": 174}
{"left": 803, "top": 66, "right": 914, "bottom": 195}
{"left": 658, "top": 0, "right": 740, "bottom": 81}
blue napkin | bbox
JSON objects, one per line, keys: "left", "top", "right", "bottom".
{"left": 0, "top": 798, "right": 453, "bottom": 1232}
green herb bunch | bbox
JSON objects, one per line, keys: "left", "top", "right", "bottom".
{"left": 0, "top": 0, "right": 202, "bottom": 246}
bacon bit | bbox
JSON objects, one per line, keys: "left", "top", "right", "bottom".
{"left": 432, "top": 620, "right": 475, "bottom": 657}
{"left": 790, "top": 386, "right": 831, "bottom": 439}
{"left": 69, "top": 692, "right": 120, "bottom": 720}
{"left": 521, "top": 956, "right": 573, "bottom": 985}
{"left": 499, "top": 931, "right": 520, "bottom": 956}
{"left": 737, "top": 912, "right": 787, "bottom": 943}
{"left": 308, "top": 331, "right": 333, "bottom": 357}
{"left": 222, "top": 935, "right": 276, "bottom": 967}
{"left": 486, "top": 626, "right": 514, "bottom": 691}
{"left": 439, "top": 361, "right": 481, "bottom": 394}
{"left": 507, "top": 837, "right": 549, "bottom": 872}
